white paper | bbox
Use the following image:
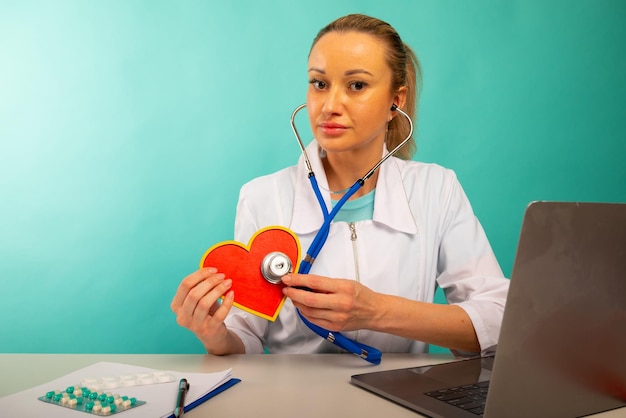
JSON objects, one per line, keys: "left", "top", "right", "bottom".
{"left": 0, "top": 361, "right": 233, "bottom": 418}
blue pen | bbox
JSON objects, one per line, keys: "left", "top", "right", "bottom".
{"left": 174, "top": 378, "right": 189, "bottom": 418}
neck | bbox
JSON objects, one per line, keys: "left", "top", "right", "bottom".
{"left": 322, "top": 151, "right": 381, "bottom": 199}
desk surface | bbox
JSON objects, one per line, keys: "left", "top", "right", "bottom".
{"left": 1, "top": 353, "right": 624, "bottom": 418}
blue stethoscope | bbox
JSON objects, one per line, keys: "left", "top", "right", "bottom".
{"left": 264, "top": 103, "right": 413, "bottom": 365}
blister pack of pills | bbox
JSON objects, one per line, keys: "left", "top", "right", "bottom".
{"left": 80, "top": 371, "right": 176, "bottom": 390}
{"left": 39, "top": 385, "right": 146, "bottom": 415}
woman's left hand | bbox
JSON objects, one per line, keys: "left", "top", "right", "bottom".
{"left": 281, "top": 273, "right": 380, "bottom": 332}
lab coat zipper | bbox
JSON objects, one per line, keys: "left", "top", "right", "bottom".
{"left": 349, "top": 222, "right": 361, "bottom": 284}
{"left": 349, "top": 222, "right": 361, "bottom": 342}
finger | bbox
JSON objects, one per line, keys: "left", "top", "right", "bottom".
{"left": 284, "top": 285, "right": 335, "bottom": 310}
{"left": 295, "top": 304, "right": 342, "bottom": 331}
{"left": 211, "top": 290, "right": 235, "bottom": 324}
{"left": 186, "top": 277, "right": 231, "bottom": 320}
{"left": 171, "top": 267, "right": 218, "bottom": 310}
{"left": 175, "top": 273, "right": 225, "bottom": 323}
{"left": 282, "top": 273, "right": 333, "bottom": 292}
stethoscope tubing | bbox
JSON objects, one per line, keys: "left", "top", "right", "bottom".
{"left": 295, "top": 177, "right": 381, "bottom": 364}
{"left": 299, "top": 180, "right": 362, "bottom": 273}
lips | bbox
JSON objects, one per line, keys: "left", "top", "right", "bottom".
{"left": 319, "top": 121, "right": 348, "bottom": 136}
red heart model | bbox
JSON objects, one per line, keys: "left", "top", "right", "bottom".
{"left": 199, "top": 226, "right": 301, "bottom": 321}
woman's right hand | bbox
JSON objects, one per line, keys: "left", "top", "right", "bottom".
{"left": 171, "top": 267, "right": 241, "bottom": 353}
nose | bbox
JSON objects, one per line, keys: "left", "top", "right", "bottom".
{"left": 321, "top": 85, "right": 344, "bottom": 116}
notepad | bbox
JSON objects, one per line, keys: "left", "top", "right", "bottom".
{"left": 0, "top": 361, "right": 240, "bottom": 417}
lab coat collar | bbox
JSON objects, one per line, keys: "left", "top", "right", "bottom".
{"left": 291, "top": 140, "right": 418, "bottom": 235}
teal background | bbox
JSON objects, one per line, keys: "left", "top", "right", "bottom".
{"left": 1, "top": 1, "right": 624, "bottom": 354}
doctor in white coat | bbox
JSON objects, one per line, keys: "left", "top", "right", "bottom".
{"left": 171, "top": 14, "right": 509, "bottom": 358}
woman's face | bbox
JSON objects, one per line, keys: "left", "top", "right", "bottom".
{"left": 307, "top": 31, "right": 405, "bottom": 159}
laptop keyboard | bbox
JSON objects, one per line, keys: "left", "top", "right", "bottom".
{"left": 425, "top": 381, "right": 490, "bottom": 416}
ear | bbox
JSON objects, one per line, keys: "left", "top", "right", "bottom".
{"left": 390, "top": 86, "right": 408, "bottom": 116}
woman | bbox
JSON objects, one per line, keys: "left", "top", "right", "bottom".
{"left": 171, "top": 14, "right": 509, "bottom": 357}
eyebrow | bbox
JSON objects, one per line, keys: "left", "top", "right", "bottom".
{"left": 308, "top": 67, "right": 374, "bottom": 77}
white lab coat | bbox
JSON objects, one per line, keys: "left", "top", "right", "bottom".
{"left": 226, "top": 140, "right": 509, "bottom": 356}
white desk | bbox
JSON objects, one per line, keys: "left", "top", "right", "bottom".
{"left": 1, "top": 354, "right": 624, "bottom": 417}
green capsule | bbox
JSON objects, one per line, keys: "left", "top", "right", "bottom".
{"left": 76, "top": 397, "right": 83, "bottom": 405}
{"left": 89, "top": 392, "right": 98, "bottom": 400}
{"left": 66, "top": 386, "right": 74, "bottom": 394}
{"left": 45, "top": 391, "right": 55, "bottom": 399}
{"left": 53, "top": 393, "right": 63, "bottom": 402}
{"left": 85, "top": 401, "right": 94, "bottom": 411}
{"left": 98, "top": 393, "right": 107, "bottom": 402}
{"left": 130, "top": 397, "right": 136, "bottom": 405}
{"left": 109, "top": 404, "right": 117, "bottom": 413}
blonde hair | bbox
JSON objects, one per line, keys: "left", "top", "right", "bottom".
{"left": 311, "top": 14, "right": 422, "bottom": 160}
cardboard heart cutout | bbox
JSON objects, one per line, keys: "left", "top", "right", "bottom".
{"left": 199, "top": 226, "right": 301, "bottom": 321}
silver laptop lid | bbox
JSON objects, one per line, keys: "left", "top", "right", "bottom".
{"left": 485, "top": 201, "right": 626, "bottom": 417}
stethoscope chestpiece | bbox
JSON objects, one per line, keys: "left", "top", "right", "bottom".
{"left": 261, "top": 252, "right": 292, "bottom": 284}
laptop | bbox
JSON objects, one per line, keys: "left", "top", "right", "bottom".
{"left": 351, "top": 201, "right": 626, "bottom": 418}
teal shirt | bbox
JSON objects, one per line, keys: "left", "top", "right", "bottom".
{"left": 331, "top": 189, "right": 375, "bottom": 223}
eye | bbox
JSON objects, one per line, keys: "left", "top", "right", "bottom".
{"left": 349, "top": 81, "right": 367, "bottom": 91}
{"left": 309, "top": 79, "right": 327, "bottom": 90}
